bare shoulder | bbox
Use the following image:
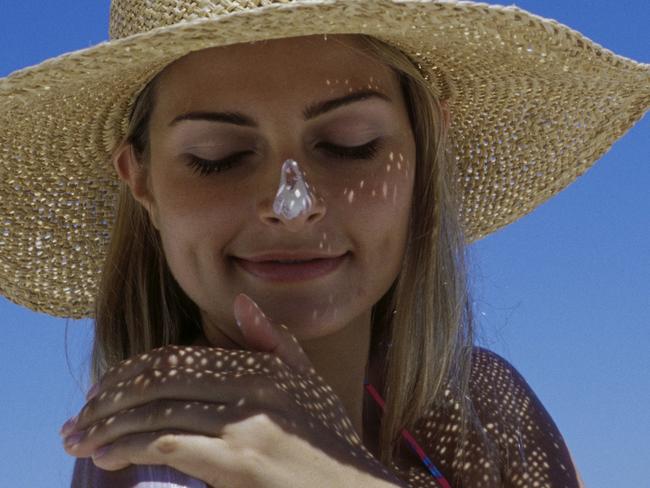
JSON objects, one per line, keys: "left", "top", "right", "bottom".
{"left": 468, "top": 346, "right": 584, "bottom": 487}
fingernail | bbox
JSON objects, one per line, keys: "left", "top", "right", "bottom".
{"left": 93, "top": 444, "right": 111, "bottom": 459}
{"left": 59, "top": 416, "right": 78, "bottom": 436}
{"left": 86, "top": 383, "right": 99, "bottom": 400}
{"left": 64, "top": 431, "right": 84, "bottom": 447}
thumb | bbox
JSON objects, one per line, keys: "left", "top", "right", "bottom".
{"left": 233, "top": 293, "right": 315, "bottom": 375}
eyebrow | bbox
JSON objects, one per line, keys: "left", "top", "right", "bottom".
{"left": 168, "top": 89, "right": 392, "bottom": 128}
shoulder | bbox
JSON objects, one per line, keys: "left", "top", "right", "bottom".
{"left": 467, "top": 346, "right": 583, "bottom": 487}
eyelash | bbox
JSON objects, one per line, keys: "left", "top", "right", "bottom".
{"left": 186, "top": 138, "right": 383, "bottom": 177}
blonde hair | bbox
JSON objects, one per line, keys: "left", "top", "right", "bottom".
{"left": 94, "top": 34, "right": 479, "bottom": 473}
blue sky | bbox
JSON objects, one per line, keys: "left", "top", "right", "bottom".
{"left": 0, "top": 1, "right": 648, "bottom": 487}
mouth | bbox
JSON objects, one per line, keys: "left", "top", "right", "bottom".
{"left": 232, "top": 253, "right": 349, "bottom": 282}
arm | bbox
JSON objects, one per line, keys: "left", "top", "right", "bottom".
{"left": 469, "top": 347, "right": 583, "bottom": 488}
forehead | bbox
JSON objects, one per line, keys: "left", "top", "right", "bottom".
{"left": 153, "top": 34, "right": 399, "bottom": 111}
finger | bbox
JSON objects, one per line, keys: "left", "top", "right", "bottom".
{"left": 64, "top": 400, "right": 248, "bottom": 458}
{"left": 85, "top": 345, "right": 245, "bottom": 400}
{"left": 90, "top": 430, "right": 244, "bottom": 488}
{"left": 71, "top": 365, "right": 287, "bottom": 434}
{"left": 233, "top": 293, "right": 316, "bottom": 376}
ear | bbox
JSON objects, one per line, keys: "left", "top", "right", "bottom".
{"left": 112, "top": 143, "right": 160, "bottom": 229}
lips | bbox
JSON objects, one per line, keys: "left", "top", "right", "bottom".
{"left": 238, "top": 252, "right": 346, "bottom": 262}
{"left": 232, "top": 253, "right": 348, "bottom": 282}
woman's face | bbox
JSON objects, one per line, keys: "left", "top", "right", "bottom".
{"left": 140, "top": 34, "right": 416, "bottom": 343}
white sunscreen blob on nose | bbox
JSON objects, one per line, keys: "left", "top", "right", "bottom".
{"left": 272, "top": 159, "right": 315, "bottom": 220}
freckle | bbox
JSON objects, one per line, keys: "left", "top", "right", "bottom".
{"left": 389, "top": 152, "right": 394, "bottom": 162}
{"left": 347, "top": 189, "right": 355, "bottom": 203}
{"left": 382, "top": 182, "right": 388, "bottom": 198}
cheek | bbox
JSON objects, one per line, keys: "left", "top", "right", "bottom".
{"left": 340, "top": 149, "right": 414, "bottom": 264}
{"left": 152, "top": 167, "right": 239, "bottom": 237}
{"left": 150, "top": 173, "right": 240, "bottom": 288}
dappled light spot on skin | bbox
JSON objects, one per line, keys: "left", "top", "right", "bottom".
{"left": 71, "top": 346, "right": 576, "bottom": 487}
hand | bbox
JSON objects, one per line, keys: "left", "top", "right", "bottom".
{"left": 60, "top": 293, "right": 401, "bottom": 487}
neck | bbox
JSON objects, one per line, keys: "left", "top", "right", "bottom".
{"left": 300, "top": 314, "right": 372, "bottom": 436}
{"left": 194, "top": 309, "right": 376, "bottom": 439}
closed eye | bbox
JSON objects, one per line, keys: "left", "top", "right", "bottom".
{"left": 186, "top": 138, "right": 383, "bottom": 176}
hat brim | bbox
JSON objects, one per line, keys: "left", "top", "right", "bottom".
{"left": 1, "top": 0, "right": 649, "bottom": 318}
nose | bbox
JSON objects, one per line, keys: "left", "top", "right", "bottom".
{"left": 258, "top": 159, "right": 326, "bottom": 232}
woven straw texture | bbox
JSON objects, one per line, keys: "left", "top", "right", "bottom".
{"left": 1, "top": 0, "right": 649, "bottom": 318}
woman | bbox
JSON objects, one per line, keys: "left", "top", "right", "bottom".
{"left": 1, "top": 1, "right": 647, "bottom": 487}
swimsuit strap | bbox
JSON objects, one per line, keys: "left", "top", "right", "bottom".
{"left": 364, "top": 379, "right": 452, "bottom": 488}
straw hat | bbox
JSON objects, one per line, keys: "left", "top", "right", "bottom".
{"left": 1, "top": 0, "right": 648, "bottom": 319}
